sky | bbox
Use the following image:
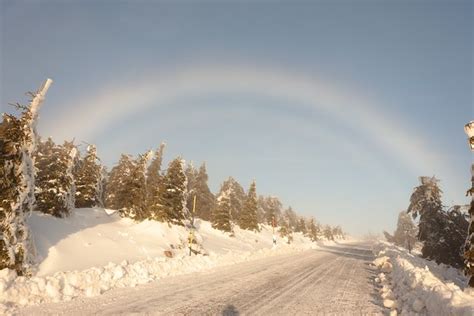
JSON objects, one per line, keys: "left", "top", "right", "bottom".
{"left": 1, "top": 0, "right": 472, "bottom": 235}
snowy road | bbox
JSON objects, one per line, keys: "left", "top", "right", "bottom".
{"left": 20, "top": 242, "right": 384, "bottom": 315}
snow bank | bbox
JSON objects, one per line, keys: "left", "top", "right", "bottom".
{"left": 372, "top": 242, "right": 474, "bottom": 316}
{"left": 0, "top": 243, "right": 312, "bottom": 313}
{"left": 0, "top": 208, "right": 319, "bottom": 313}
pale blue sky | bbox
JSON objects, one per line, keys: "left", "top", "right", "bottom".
{"left": 1, "top": 0, "right": 472, "bottom": 235}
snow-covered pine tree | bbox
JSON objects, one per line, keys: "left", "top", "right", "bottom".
{"left": 185, "top": 161, "right": 197, "bottom": 212}
{"left": 387, "top": 211, "right": 417, "bottom": 251}
{"left": 332, "top": 225, "right": 344, "bottom": 239}
{"left": 295, "top": 218, "right": 307, "bottom": 234}
{"left": 105, "top": 154, "right": 133, "bottom": 210}
{"left": 407, "top": 176, "right": 466, "bottom": 267}
{"left": 34, "top": 137, "right": 54, "bottom": 210}
{"left": 323, "top": 225, "right": 334, "bottom": 240}
{"left": 74, "top": 144, "right": 103, "bottom": 208}
{"left": 444, "top": 205, "right": 469, "bottom": 269}
{"left": 212, "top": 188, "right": 233, "bottom": 233}
{"left": 278, "top": 214, "right": 293, "bottom": 244}
{"left": 407, "top": 176, "right": 444, "bottom": 261}
{"left": 34, "top": 138, "right": 78, "bottom": 218}
{"left": 0, "top": 114, "right": 37, "bottom": 274}
{"left": 155, "top": 157, "right": 188, "bottom": 226}
{"left": 307, "top": 218, "right": 319, "bottom": 241}
{"left": 105, "top": 152, "right": 150, "bottom": 220}
{"left": 0, "top": 79, "right": 52, "bottom": 274}
{"left": 284, "top": 206, "right": 298, "bottom": 230}
{"left": 146, "top": 143, "right": 165, "bottom": 219}
{"left": 126, "top": 151, "right": 152, "bottom": 220}
{"left": 219, "top": 177, "right": 246, "bottom": 221}
{"left": 257, "top": 195, "right": 266, "bottom": 224}
{"left": 264, "top": 196, "right": 283, "bottom": 226}
{"left": 239, "top": 180, "right": 259, "bottom": 231}
{"left": 187, "top": 163, "right": 215, "bottom": 221}
{"left": 63, "top": 140, "right": 78, "bottom": 212}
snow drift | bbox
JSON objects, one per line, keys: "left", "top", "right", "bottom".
{"left": 372, "top": 241, "right": 474, "bottom": 316}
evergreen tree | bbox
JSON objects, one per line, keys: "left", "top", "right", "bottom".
{"left": 278, "top": 214, "right": 293, "bottom": 244}
{"left": 407, "top": 176, "right": 445, "bottom": 262}
{"left": 184, "top": 161, "right": 197, "bottom": 220}
{"left": 74, "top": 144, "right": 103, "bottom": 208}
{"left": 187, "top": 163, "right": 215, "bottom": 221}
{"left": 323, "top": 225, "right": 334, "bottom": 240}
{"left": 332, "top": 226, "right": 344, "bottom": 239}
{"left": 445, "top": 205, "right": 469, "bottom": 269}
{"left": 0, "top": 112, "right": 36, "bottom": 274}
{"left": 155, "top": 157, "right": 188, "bottom": 225}
{"left": 34, "top": 138, "right": 78, "bottom": 218}
{"left": 212, "top": 188, "right": 233, "bottom": 233}
{"left": 105, "top": 154, "right": 134, "bottom": 211}
{"left": 146, "top": 143, "right": 165, "bottom": 216}
{"left": 185, "top": 162, "right": 197, "bottom": 204}
{"left": 1, "top": 79, "right": 52, "bottom": 274}
{"left": 284, "top": 206, "right": 298, "bottom": 230}
{"left": 307, "top": 218, "right": 319, "bottom": 241}
{"left": 105, "top": 152, "right": 151, "bottom": 220}
{"left": 220, "top": 177, "right": 246, "bottom": 221}
{"left": 257, "top": 195, "right": 266, "bottom": 224}
{"left": 239, "top": 181, "right": 259, "bottom": 231}
{"left": 263, "top": 196, "right": 283, "bottom": 225}
{"left": 407, "top": 176, "right": 467, "bottom": 267}
{"left": 295, "top": 218, "right": 307, "bottom": 234}
{"left": 384, "top": 211, "right": 417, "bottom": 251}
{"left": 63, "top": 141, "right": 79, "bottom": 211}
{"left": 124, "top": 151, "right": 151, "bottom": 220}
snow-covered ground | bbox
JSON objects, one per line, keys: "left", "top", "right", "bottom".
{"left": 372, "top": 241, "right": 474, "bottom": 315}
{"left": 0, "top": 208, "right": 323, "bottom": 314}
{"left": 5, "top": 209, "right": 473, "bottom": 315}
{"left": 17, "top": 241, "right": 383, "bottom": 315}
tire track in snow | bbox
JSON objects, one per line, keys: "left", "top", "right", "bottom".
{"left": 98, "top": 250, "right": 318, "bottom": 315}
{"left": 166, "top": 250, "right": 330, "bottom": 314}
{"left": 239, "top": 254, "right": 341, "bottom": 314}
{"left": 266, "top": 252, "right": 352, "bottom": 315}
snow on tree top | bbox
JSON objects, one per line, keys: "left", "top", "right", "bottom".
{"left": 419, "top": 176, "right": 439, "bottom": 186}
{"left": 30, "top": 78, "right": 53, "bottom": 119}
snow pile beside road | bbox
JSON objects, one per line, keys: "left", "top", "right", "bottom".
{"left": 0, "top": 243, "right": 312, "bottom": 313}
{"left": 0, "top": 208, "right": 317, "bottom": 313}
{"left": 372, "top": 242, "right": 474, "bottom": 316}
{"left": 26, "top": 208, "right": 314, "bottom": 276}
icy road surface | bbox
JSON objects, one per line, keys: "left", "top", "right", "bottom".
{"left": 20, "top": 242, "right": 384, "bottom": 315}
